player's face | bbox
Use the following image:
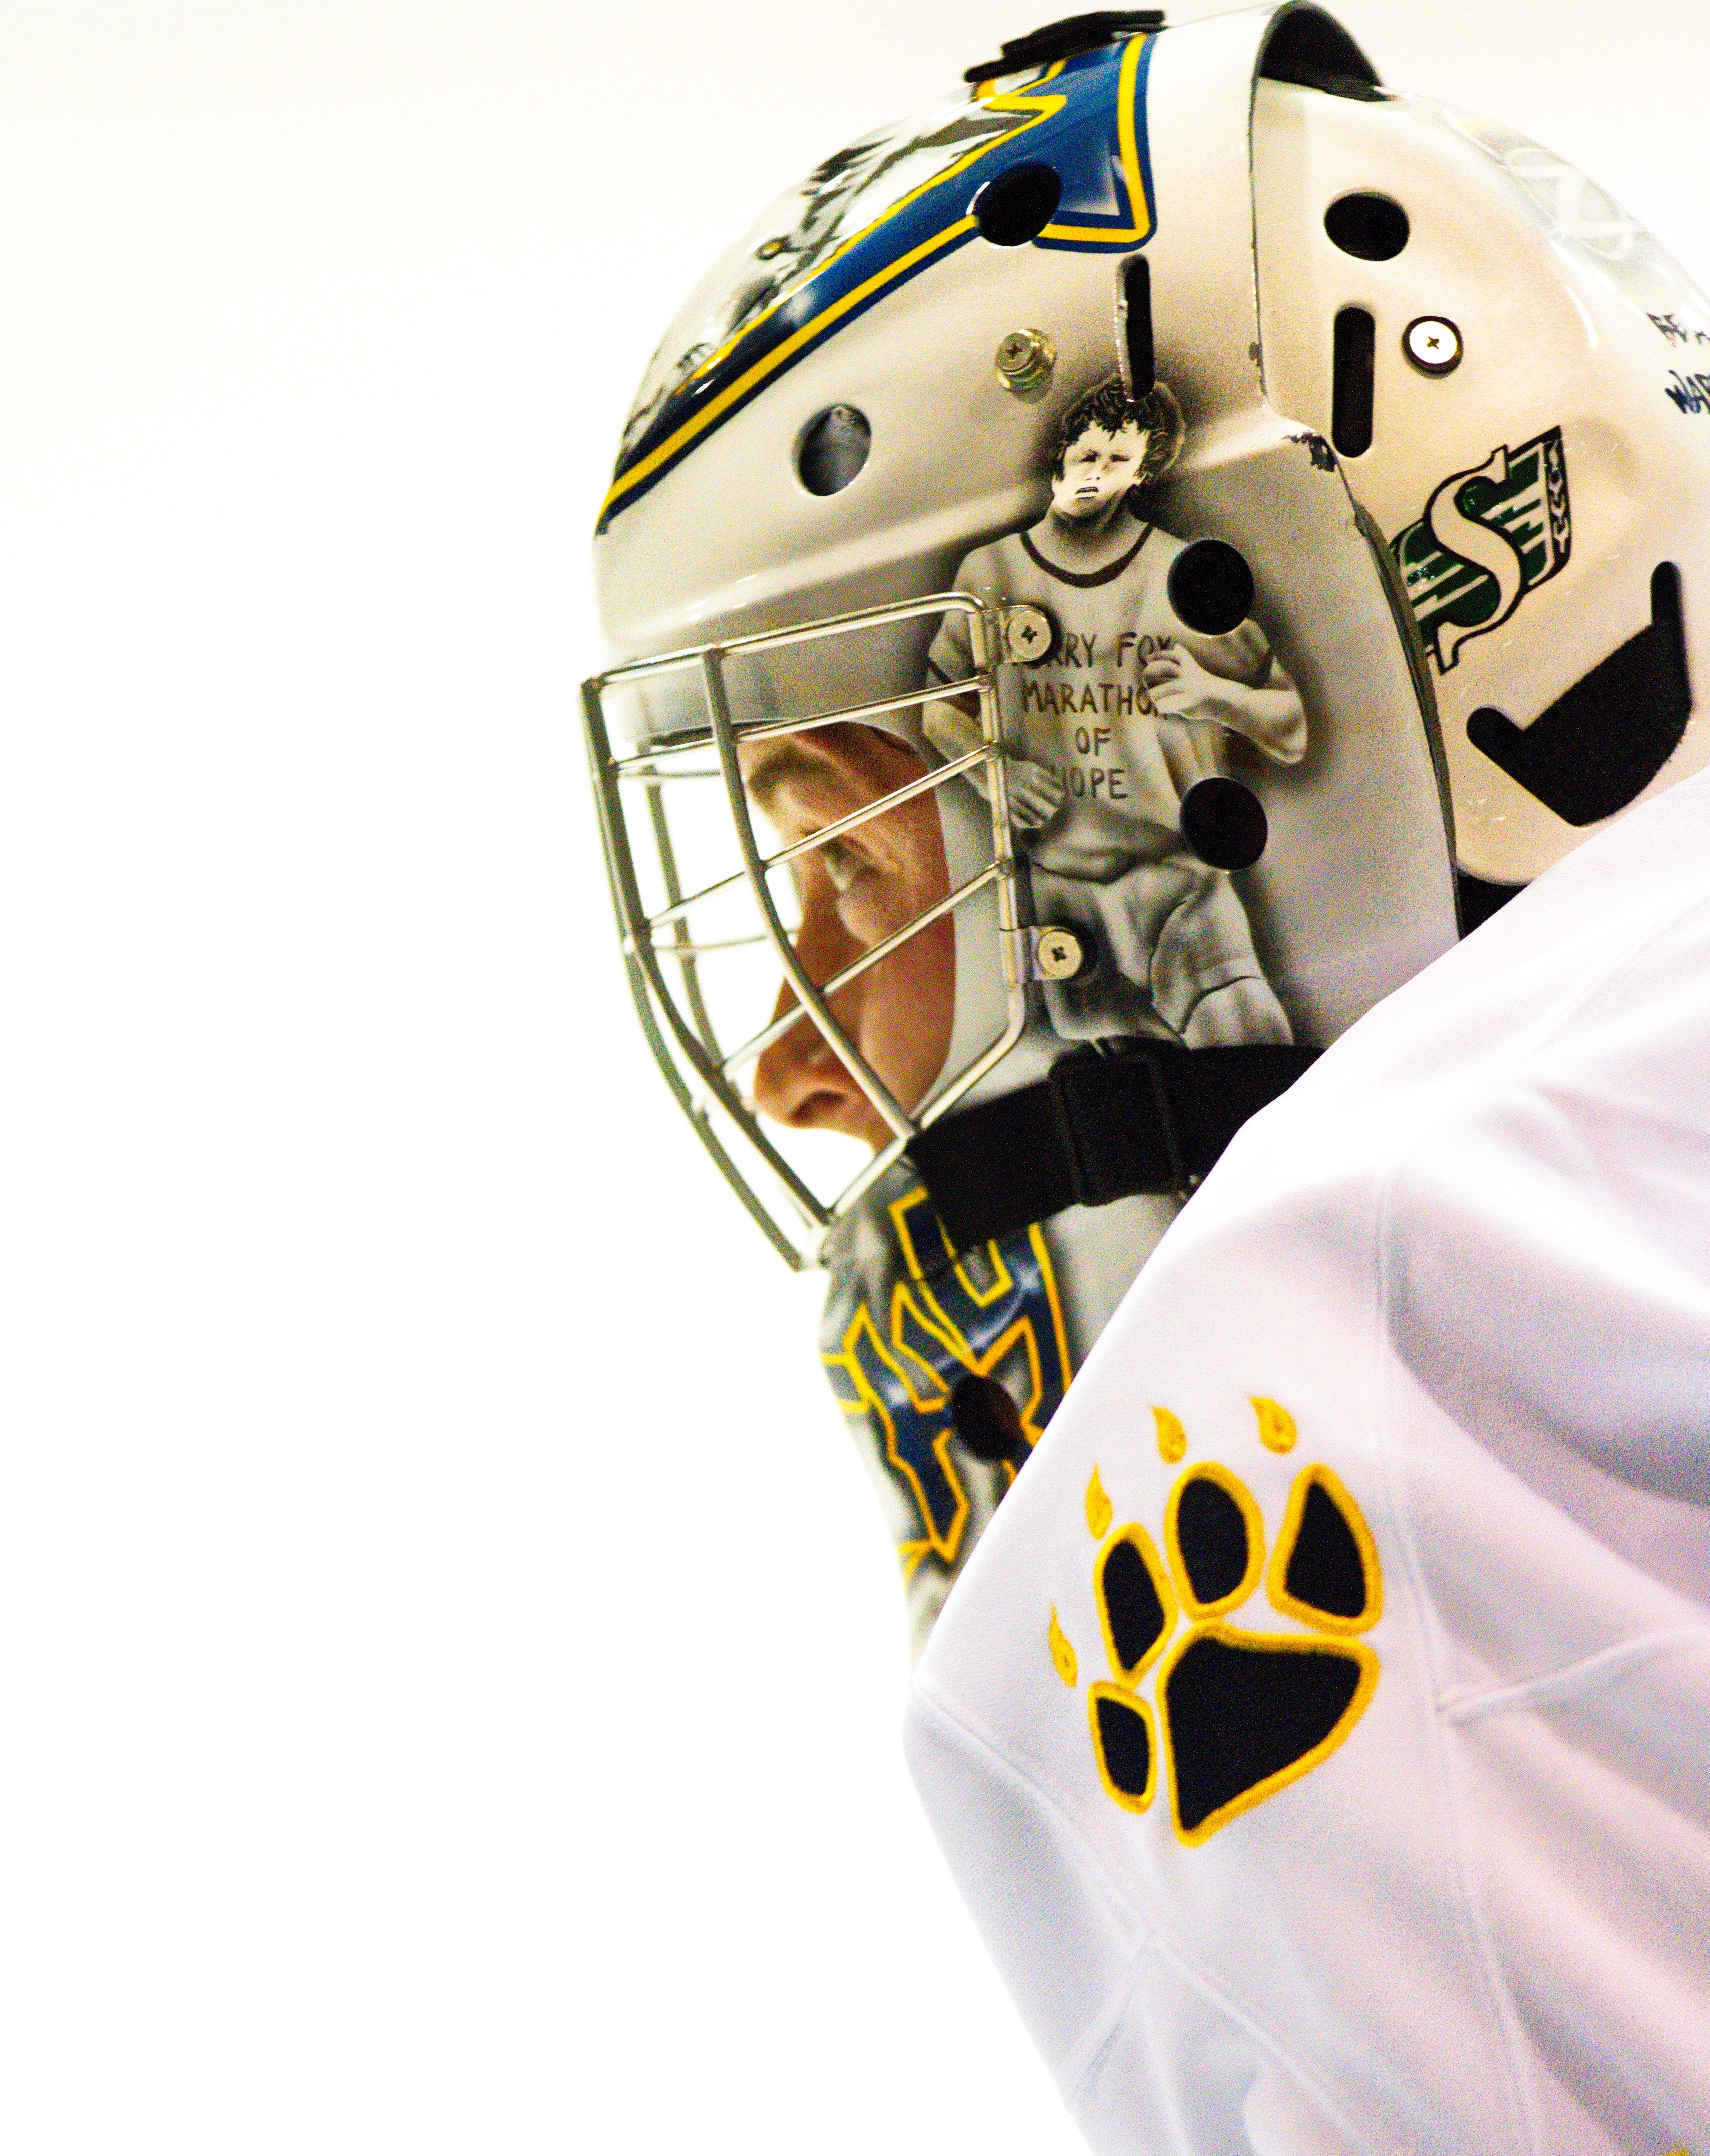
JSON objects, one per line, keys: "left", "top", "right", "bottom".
{"left": 1051, "top": 421, "right": 1147, "bottom": 525}
{"left": 744, "top": 724, "right": 954, "bottom": 1149}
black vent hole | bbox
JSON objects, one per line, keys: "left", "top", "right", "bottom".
{"left": 1324, "top": 192, "right": 1410, "bottom": 261}
{"left": 951, "top": 1373, "right": 1027, "bottom": 1463}
{"left": 796, "top": 405, "right": 871, "bottom": 496}
{"left": 1180, "top": 777, "right": 1268, "bottom": 871}
{"left": 1168, "top": 538, "right": 1254, "bottom": 635}
{"left": 973, "top": 162, "right": 1062, "bottom": 247}
{"left": 1331, "top": 306, "right": 1375, "bottom": 458}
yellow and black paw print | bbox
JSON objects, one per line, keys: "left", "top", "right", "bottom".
{"left": 1048, "top": 1400, "right": 1382, "bottom": 1846}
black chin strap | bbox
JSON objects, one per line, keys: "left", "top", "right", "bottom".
{"left": 905, "top": 1043, "right": 1320, "bottom": 1250}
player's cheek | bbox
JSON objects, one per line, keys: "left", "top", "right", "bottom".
{"left": 835, "top": 874, "right": 907, "bottom": 949}
{"left": 868, "top": 912, "right": 955, "bottom": 1103}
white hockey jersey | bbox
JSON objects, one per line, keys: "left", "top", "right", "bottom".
{"left": 905, "top": 768, "right": 1710, "bottom": 2155}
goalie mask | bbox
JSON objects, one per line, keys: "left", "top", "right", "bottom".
{"left": 584, "top": 3, "right": 1710, "bottom": 1647}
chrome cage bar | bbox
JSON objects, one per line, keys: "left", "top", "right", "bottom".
{"left": 581, "top": 591, "right": 1028, "bottom": 1269}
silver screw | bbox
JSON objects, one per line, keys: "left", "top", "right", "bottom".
{"left": 1403, "top": 315, "right": 1463, "bottom": 375}
{"left": 994, "top": 328, "right": 1056, "bottom": 395}
{"left": 1033, "top": 925, "right": 1091, "bottom": 981}
{"left": 1002, "top": 603, "right": 1054, "bottom": 663}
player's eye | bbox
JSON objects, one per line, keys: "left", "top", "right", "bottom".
{"left": 820, "top": 840, "right": 864, "bottom": 893}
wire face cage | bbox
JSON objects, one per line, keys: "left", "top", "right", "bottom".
{"left": 582, "top": 593, "right": 1028, "bottom": 1268}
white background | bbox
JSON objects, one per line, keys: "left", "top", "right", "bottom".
{"left": 0, "top": 3, "right": 1704, "bottom": 2148}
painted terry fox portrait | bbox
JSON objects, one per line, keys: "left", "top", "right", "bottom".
{"left": 925, "top": 374, "right": 1306, "bottom": 1048}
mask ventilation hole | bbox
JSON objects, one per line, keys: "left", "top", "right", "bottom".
{"left": 1180, "top": 776, "right": 1268, "bottom": 871}
{"left": 1466, "top": 562, "right": 1692, "bottom": 825}
{"left": 1167, "top": 539, "right": 1254, "bottom": 635}
{"left": 951, "top": 1374, "right": 1028, "bottom": 1463}
{"left": 1331, "top": 307, "right": 1374, "bottom": 457}
{"left": 973, "top": 162, "right": 1061, "bottom": 246}
{"left": 796, "top": 405, "right": 871, "bottom": 496}
{"left": 1121, "top": 255, "right": 1154, "bottom": 397}
{"left": 1324, "top": 192, "right": 1409, "bottom": 260}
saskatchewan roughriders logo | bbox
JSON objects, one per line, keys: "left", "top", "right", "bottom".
{"left": 1391, "top": 428, "right": 1571, "bottom": 672}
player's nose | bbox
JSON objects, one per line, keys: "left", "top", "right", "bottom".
{"left": 752, "top": 902, "right": 874, "bottom": 1135}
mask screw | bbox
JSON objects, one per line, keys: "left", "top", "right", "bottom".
{"left": 1033, "top": 925, "right": 1095, "bottom": 981}
{"left": 995, "top": 327, "right": 1056, "bottom": 395}
{"left": 1403, "top": 315, "right": 1462, "bottom": 375}
{"left": 1002, "top": 603, "right": 1055, "bottom": 663}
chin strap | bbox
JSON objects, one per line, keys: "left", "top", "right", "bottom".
{"left": 906, "top": 1042, "right": 1320, "bottom": 1249}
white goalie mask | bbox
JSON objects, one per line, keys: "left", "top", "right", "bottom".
{"left": 584, "top": 4, "right": 1710, "bottom": 1643}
